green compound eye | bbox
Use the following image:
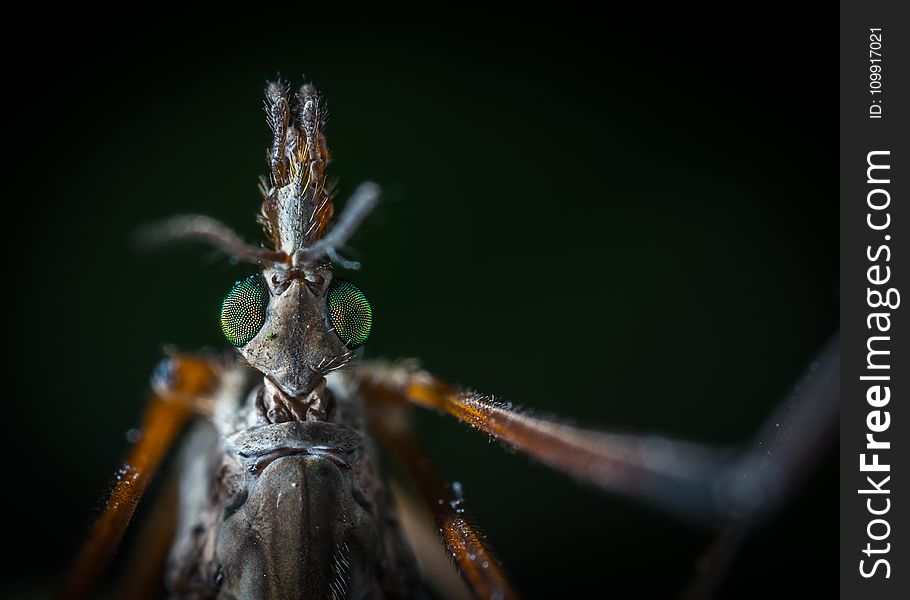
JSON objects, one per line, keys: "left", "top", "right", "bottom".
{"left": 220, "top": 275, "right": 269, "bottom": 347}
{"left": 327, "top": 279, "right": 372, "bottom": 348}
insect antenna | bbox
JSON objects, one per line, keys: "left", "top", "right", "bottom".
{"left": 292, "top": 181, "right": 380, "bottom": 266}
{"left": 136, "top": 215, "right": 285, "bottom": 264}
{"left": 137, "top": 181, "right": 379, "bottom": 268}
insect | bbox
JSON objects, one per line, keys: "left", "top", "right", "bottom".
{"left": 62, "top": 80, "right": 838, "bottom": 600}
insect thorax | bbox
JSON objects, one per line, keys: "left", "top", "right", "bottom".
{"left": 166, "top": 364, "right": 420, "bottom": 599}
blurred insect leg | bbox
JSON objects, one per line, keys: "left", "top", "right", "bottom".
{"left": 718, "top": 334, "right": 840, "bottom": 520}
{"left": 352, "top": 363, "right": 726, "bottom": 524}
{"left": 61, "top": 354, "right": 220, "bottom": 600}
{"left": 683, "top": 334, "right": 839, "bottom": 600}
{"left": 390, "top": 483, "right": 473, "bottom": 600}
{"left": 113, "top": 470, "right": 179, "bottom": 600}
{"left": 368, "top": 406, "right": 518, "bottom": 600}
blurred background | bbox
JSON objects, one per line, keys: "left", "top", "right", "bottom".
{"left": 7, "top": 5, "right": 836, "bottom": 599}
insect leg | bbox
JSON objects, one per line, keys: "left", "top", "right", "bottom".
{"left": 61, "top": 354, "right": 221, "bottom": 600}
{"left": 389, "top": 483, "right": 473, "bottom": 600}
{"left": 683, "top": 335, "right": 839, "bottom": 600}
{"left": 352, "top": 362, "right": 728, "bottom": 525}
{"left": 366, "top": 402, "right": 518, "bottom": 600}
{"left": 113, "top": 469, "right": 179, "bottom": 600}
{"left": 351, "top": 334, "right": 838, "bottom": 528}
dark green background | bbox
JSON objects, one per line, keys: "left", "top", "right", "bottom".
{"left": 9, "top": 6, "right": 836, "bottom": 598}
